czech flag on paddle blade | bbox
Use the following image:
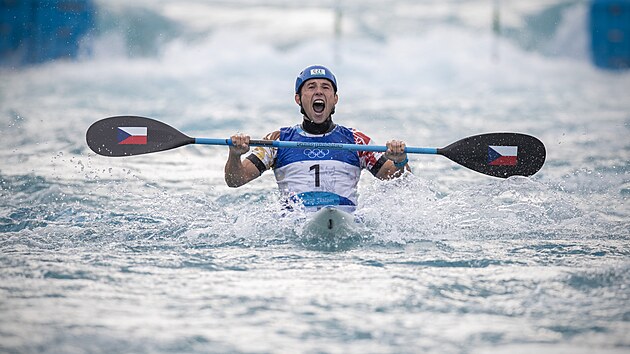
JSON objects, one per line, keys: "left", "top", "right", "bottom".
{"left": 488, "top": 145, "right": 518, "bottom": 166}
{"left": 117, "top": 127, "right": 147, "bottom": 145}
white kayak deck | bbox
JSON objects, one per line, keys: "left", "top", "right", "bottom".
{"left": 299, "top": 206, "right": 365, "bottom": 251}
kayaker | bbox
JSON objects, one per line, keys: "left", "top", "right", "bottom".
{"left": 224, "top": 64, "right": 411, "bottom": 211}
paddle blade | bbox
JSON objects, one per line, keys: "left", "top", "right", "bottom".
{"left": 86, "top": 116, "right": 194, "bottom": 157}
{"left": 438, "top": 133, "right": 546, "bottom": 178}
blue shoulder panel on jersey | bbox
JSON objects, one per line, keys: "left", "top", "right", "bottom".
{"left": 275, "top": 125, "right": 361, "bottom": 169}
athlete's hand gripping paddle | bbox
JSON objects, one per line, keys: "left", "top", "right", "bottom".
{"left": 86, "top": 116, "right": 546, "bottom": 178}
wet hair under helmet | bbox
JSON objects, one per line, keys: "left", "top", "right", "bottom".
{"left": 295, "top": 65, "right": 338, "bottom": 94}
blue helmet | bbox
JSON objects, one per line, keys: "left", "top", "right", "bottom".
{"left": 295, "top": 65, "right": 338, "bottom": 94}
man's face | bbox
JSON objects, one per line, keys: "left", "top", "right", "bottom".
{"left": 295, "top": 79, "right": 338, "bottom": 124}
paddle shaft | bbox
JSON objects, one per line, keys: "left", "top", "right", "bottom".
{"left": 194, "top": 138, "right": 439, "bottom": 154}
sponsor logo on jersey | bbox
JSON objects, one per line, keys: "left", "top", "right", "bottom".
{"left": 303, "top": 149, "right": 330, "bottom": 159}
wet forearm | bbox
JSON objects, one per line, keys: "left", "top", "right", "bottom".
{"left": 224, "top": 154, "right": 250, "bottom": 187}
{"left": 377, "top": 160, "right": 412, "bottom": 180}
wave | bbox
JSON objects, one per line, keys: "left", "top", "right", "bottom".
{"left": 1, "top": 172, "right": 627, "bottom": 254}
{"left": 86, "top": 0, "right": 591, "bottom": 61}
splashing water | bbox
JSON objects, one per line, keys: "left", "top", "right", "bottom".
{"left": 1, "top": 0, "right": 629, "bottom": 353}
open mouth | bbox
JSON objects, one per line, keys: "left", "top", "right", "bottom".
{"left": 313, "top": 99, "right": 325, "bottom": 113}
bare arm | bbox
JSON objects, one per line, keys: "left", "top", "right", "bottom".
{"left": 375, "top": 140, "right": 412, "bottom": 180}
{"left": 224, "top": 134, "right": 261, "bottom": 187}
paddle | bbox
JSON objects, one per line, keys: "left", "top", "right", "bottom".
{"left": 86, "top": 116, "right": 546, "bottom": 178}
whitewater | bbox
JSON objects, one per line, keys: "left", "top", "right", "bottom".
{"left": 1, "top": 0, "right": 628, "bottom": 353}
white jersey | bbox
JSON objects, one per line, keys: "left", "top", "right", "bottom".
{"left": 246, "top": 124, "right": 386, "bottom": 211}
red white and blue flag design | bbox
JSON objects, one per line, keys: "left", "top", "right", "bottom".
{"left": 488, "top": 145, "right": 518, "bottom": 166}
{"left": 117, "top": 127, "right": 147, "bottom": 145}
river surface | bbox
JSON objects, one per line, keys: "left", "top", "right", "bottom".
{"left": 1, "top": 0, "right": 629, "bottom": 353}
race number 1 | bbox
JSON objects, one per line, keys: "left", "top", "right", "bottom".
{"left": 309, "top": 164, "right": 320, "bottom": 187}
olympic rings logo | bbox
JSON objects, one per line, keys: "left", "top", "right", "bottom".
{"left": 303, "top": 148, "right": 330, "bottom": 159}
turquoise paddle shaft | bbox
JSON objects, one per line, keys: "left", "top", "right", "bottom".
{"left": 194, "top": 138, "right": 438, "bottom": 154}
